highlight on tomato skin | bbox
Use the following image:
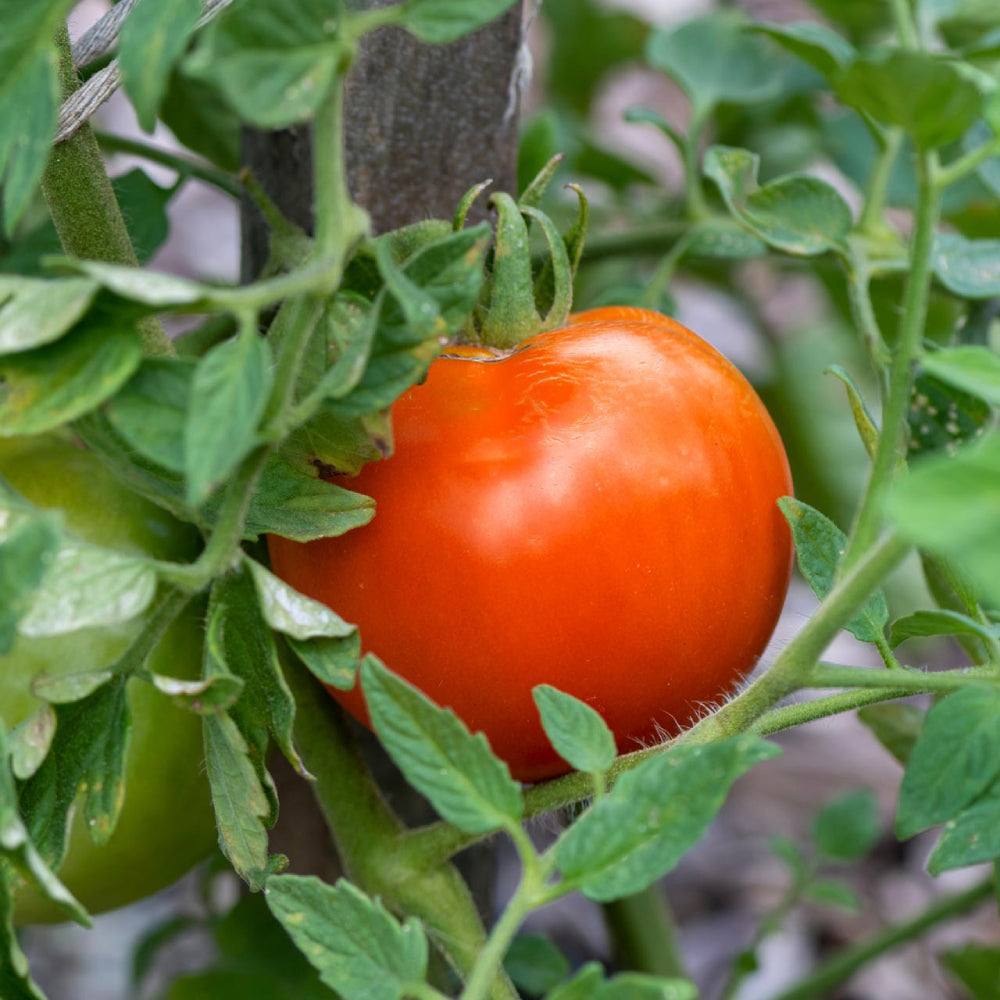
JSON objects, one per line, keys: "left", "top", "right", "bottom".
{"left": 268, "top": 307, "right": 794, "bottom": 783}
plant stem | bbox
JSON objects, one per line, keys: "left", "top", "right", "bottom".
{"left": 750, "top": 688, "right": 921, "bottom": 736}
{"left": 683, "top": 108, "right": 712, "bottom": 222}
{"left": 808, "top": 664, "right": 999, "bottom": 692}
{"left": 843, "top": 246, "right": 892, "bottom": 371}
{"left": 602, "top": 886, "right": 688, "bottom": 981}
{"left": 842, "top": 150, "right": 939, "bottom": 570}
{"left": 890, "top": 0, "right": 920, "bottom": 49}
{"left": 93, "top": 130, "right": 243, "bottom": 199}
{"left": 41, "top": 26, "right": 171, "bottom": 356}
{"left": 282, "top": 656, "right": 517, "bottom": 1000}
{"left": 935, "top": 133, "right": 1000, "bottom": 190}
{"left": 682, "top": 532, "right": 911, "bottom": 744}
{"left": 581, "top": 221, "right": 689, "bottom": 262}
{"left": 858, "top": 128, "right": 903, "bottom": 236}
{"left": 766, "top": 878, "right": 994, "bottom": 1000}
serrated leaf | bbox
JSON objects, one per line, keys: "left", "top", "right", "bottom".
{"left": 243, "top": 453, "right": 374, "bottom": 542}
{"left": 533, "top": 685, "right": 616, "bottom": 775}
{"left": 17, "top": 677, "right": 131, "bottom": 863}
{"left": 203, "top": 709, "right": 272, "bottom": 891}
{"left": 813, "top": 788, "right": 880, "bottom": 861}
{"left": 247, "top": 558, "right": 355, "bottom": 641}
{"left": 111, "top": 169, "right": 175, "bottom": 265}
{"left": 704, "top": 146, "right": 852, "bottom": 256}
{"left": 51, "top": 258, "right": 210, "bottom": 307}
{"left": 827, "top": 364, "right": 879, "bottom": 459}
{"left": 265, "top": 875, "right": 429, "bottom": 1000}
{"left": 0, "top": 318, "right": 143, "bottom": 436}
{"left": 857, "top": 703, "right": 924, "bottom": 766}
{"left": 0, "top": 0, "right": 77, "bottom": 235}
{"left": 105, "top": 356, "right": 195, "bottom": 473}
{"left": 890, "top": 431, "right": 1000, "bottom": 606}
{"left": 396, "top": 0, "right": 517, "bottom": 44}
{"left": 184, "top": 327, "right": 272, "bottom": 505}
{"left": 933, "top": 234, "right": 1000, "bottom": 299}
{"left": 896, "top": 686, "right": 1000, "bottom": 839}
{"left": 778, "top": 497, "right": 889, "bottom": 643}
{"left": 928, "top": 789, "right": 1000, "bottom": 874}
{"left": 18, "top": 538, "right": 157, "bottom": 637}
{"left": 160, "top": 69, "right": 241, "bottom": 171}
{"left": 184, "top": 0, "right": 345, "bottom": 129}
{"left": 119, "top": 0, "right": 203, "bottom": 133}
{"left": 286, "top": 631, "right": 360, "bottom": 691}
{"left": 834, "top": 49, "right": 985, "bottom": 149}
{"left": 889, "top": 609, "right": 1000, "bottom": 648}
{"left": 31, "top": 669, "right": 116, "bottom": 704}
{"left": 0, "top": 276, "right": 99, "bottom": 355}
{"left": 548, "top": 963, "right": 697, "bottom": 1000}
{"left": 361, "top": 657, "right": 523, "bottom": 835}
{"left": 0, "top": 510, "right": 60, "bottom": 653}
{"left": 646, "top": 13, "right": 790, "bottom": 115}
{"left": 555, "top": 737, "right": 779, "bottom": 902}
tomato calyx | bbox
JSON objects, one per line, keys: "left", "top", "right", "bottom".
{"left": 456, "top": 157, "right": 590, "bottom": 352}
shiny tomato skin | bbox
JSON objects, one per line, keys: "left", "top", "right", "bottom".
{"left": 269, "top": 307, "right": 793, "bottom": 782}
{"left": 0, "top": 434, "right": 217, "bottom": 922}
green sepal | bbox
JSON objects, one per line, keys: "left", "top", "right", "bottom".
{"left": 523, "top": 205, "right": 572, "bottom": 331}
{"left": 453, "top": 179, "right": 492, "bottom": 231}
{"left": 519, "top": 153, "right": 564, "bottom": 208}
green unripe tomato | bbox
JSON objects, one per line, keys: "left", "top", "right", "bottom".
{"left": 0, "top": 434, "right": 217, "bottom": 923}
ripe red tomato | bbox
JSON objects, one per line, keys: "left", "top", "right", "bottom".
{"left": 269, "top": 307, "right": 793, "bottom": 782}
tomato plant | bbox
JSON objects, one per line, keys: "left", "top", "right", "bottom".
{"left": 0, "top": 435, "right": 217, "bottom": 923}
{"left": 268, "top": 306, "right": 793, "bottom": 781}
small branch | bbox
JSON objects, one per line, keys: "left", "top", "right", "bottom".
{"left": 858, "top": 128, "right": 903, "bottom": 236}
{"left": 603, "top": 887, "right": 688, "bottom": 981}
{"left": 43, "top": 26, "right": 172, "bottom": 356}
{"left": 766, "top": 879, "right": 994, "bottom": 1000}
{"left": 935, "top": 134, "right": 1000, "bottom": 191}
{"left": 808, "top": 664, "right": 1000, "bottom": 692}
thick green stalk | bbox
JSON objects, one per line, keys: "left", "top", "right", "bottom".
{"left": 808, "top": 664, "right": 999, "bottom": 693}
{"left": 766, "top": 879, "right": 993, "bottom": 1000}
{"left": 282, "top": 658, "right": 517, "bottom": 1000}
{"left": 842, "top": 151, "right": 938, "bottom": 570}
{"left": 602, "top": 887, "right": 687, "bottom": 981}
{"left": 41, "top": 26, "right": 171, "bottom": 356}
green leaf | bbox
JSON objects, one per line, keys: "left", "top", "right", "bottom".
{"left": 533, "top": 685, "right": 616, "bottom": 775}
{"left": 203, "top": 710, "right": 273, "bottom": 891}
{"left": 0, "top": 276, "right": 99, "bottom": 355}
{"left": 119, "top": 0, "right": 203, "bottom": 133}
{"left": 889, "top": 609, "right": 1000, "bottom": 648}
{"left": 184, "top": 327, "right": 273, "bottom": 506}
{"left": 105, "top": 356, "right": 194, "bottom": 473}
{"left": 9, "top": 704, "right": 56, "bottom": 781}
{"left": 18, "top": 677, "right": 131, "bottom": 864}
{"left": 266, "top": 876, "right": 428, "bottom": 1000}
{"left": 505, "top": 935, "right": 571, "bottom": 996}
{"left": 211, "top": 567, "right": 304, "bottom": 784}
{"left": 16, "top": 534, "right": 157, "bottom": 637}
{"left": 396, "top": 0, "right": 517, "bottom": 44}
{"left": 0, "top": 724, "right": 87, "bottom": 931}
{"left": 160, "top": 69, "right": 241, "bottom": 171}
{"left": 286, "top": 632, "right": 361, "bottom": 692}
{"left": 813, "top": 788, "right": 880, "bottom": 861}
{"left": 555, "top": 737, "right": 779, "bottom": 902}
{"left": 111, "top": 169, "right": 175, "bottom": 265}
{"left": 52, "top": 257, "right": 209, "bottom": 307}
{"left": 646, "top": 13, "right": 790, "bottom": 116}
{"left": 933, "top": 234, "right": 1000, "bottom": 298}
{"left": 895, "top": 686, "right": 1000, "bottom": 839}
{"left": 857, "top": 703, "right": 925, "bottom": 766}
{"left": 243, "top": 453, "right": 374, "bottom": 542}
{"left": 360, "top": 657, "right": 524, "bottom": 835}
{"left": 753, "top": 21, "right": 856, "bottom": 80}
{"left": 184, "top": 0, "right": 345, "bottom": 129}
{"left": 0, "top": 511, "right": 60, "bottom": 653}
{"left": 941, "top": 943, "right": 1000, "bottom": 1000}
{"left": 704, "top": 146, "right": 852, "bottom": 256}
{"left": 802, "top": 878, "right": 861, "bottom": 912}
{"left": 0, "top": 318, "right": 143, "bottom": 436}
{"left": 0, "top": 1, "right": 77, "bottom": 235}
{"left": 928, "top": 789, "right": 1000, "bottom": 874}
{"left": 962, "top": 122, "right": 1000, "bottom": 199}
{"left": 834, "top": 49, "right": 985, "bottom": 149}
{"left": 547, "top": 963, "right": 697, "bottom": 1000}
{"left": 777, "top": 497, "right": 889, "bottom": 644}
{"left": 247, "top": 559, "right": 355, "bottom": 641}
{"left": 147, "top": 670, "right": 244, "bottom": 714}
{"left": 908, "top": 372, "right": 992, "bottom": 460}
{"left": 890, "top": 431, "right": 1000, "bottom": 606}
{"left": 826, "top": 364, "right": 879, "bottom": 459}
{"left": 922, "top": 347, "right": 1000, "bottom": 405}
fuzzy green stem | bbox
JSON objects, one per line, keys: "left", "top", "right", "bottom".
{"left": 858, "top": 129, "right": 903, "bottom": 236}
{"left": 751, "top": 688, "right": 921, "bottom": 736}
{"left": 808, "top": 664, "right": 1000, "bottom": 692}
{"left": 94, "top": 130, "right": 243, "bottom": 199}
{"left": 683, "top": 532, "right": 911, "bottom": 744}
{"left": 842, "top": 151, "right": 938, "bottom": 570}
{"left": 283, "top": 657, "right": 516, "bottom": 1000}
{"left": 42, "top": 26, "right": 171, "bottom": 356}
{"left": 602, "top": 887, "right": 688, "bottom": 981}
{"left": 766, "top": 878, "right": 993, "bottom": 1000}
{"left": 935, "top": 134, "right": 1000, "bottom": 190}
